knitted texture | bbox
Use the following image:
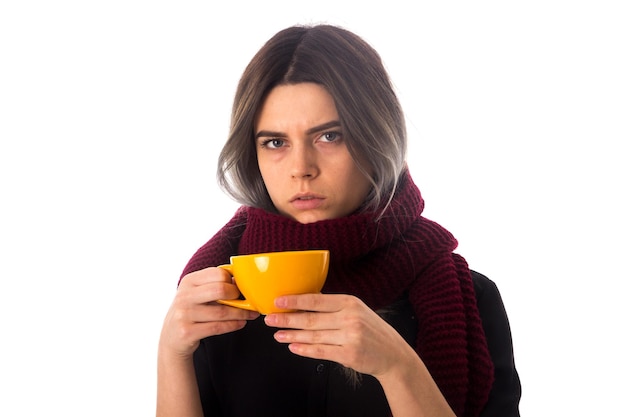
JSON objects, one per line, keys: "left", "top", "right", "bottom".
{"left": 180, "top": 172, "right": 494, "bottom": 417}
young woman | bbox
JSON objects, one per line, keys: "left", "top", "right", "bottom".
{"left": 157, "top": 24, "right": 521, "bottom": 417}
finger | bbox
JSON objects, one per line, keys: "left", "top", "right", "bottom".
{"left": 264, "top": 310, "right": 339, "bottom": 330}
{"left": 178, "top": 281, "right": 241, "bottom": 305}
{"left": 179, "top": 266, "right": 233, "bottom": 287}
{"left": 266, "top": 294, "right": 366, "bottom": 330}
{"left": 286, "top": 341, "right": 345, "bottom": 363}
{"left": 160, "top": 307, "right": 259, "bottom": 356}
{"left": 277, "top": 330, "right": 387, "bottom": 374}
{"left": 273, "top": 329, "right": 344, "bottom": 346}
{"left": 274, "top": 293, "right": 353, "bottom": 313}
{"left": 200, "top": 320, "right": 249, "bottom": 337}
{"left": 170, "top": 319, "right": 250, "bottom": 348}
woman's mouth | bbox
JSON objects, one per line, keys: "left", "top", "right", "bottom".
{"left": 290, "top": 194, "right": 325, "bottom": 210}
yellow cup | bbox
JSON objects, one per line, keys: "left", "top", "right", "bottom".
{"left": 217, "top": 250, "right": 329, "bottom": 315}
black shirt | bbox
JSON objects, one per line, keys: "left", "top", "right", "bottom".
{"left": 193, "top": 271, "right": 521, "bottom": 416}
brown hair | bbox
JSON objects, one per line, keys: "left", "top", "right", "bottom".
{"left": 217, "top": 24, "right": 407, "bottom": 215}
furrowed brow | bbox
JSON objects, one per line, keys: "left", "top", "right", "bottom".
{"left": 255, "top": 120, "right": 341, "bottom": 139}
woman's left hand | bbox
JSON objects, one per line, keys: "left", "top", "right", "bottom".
{"left": 263, "top": 293, "right": 415, "bottom": 379}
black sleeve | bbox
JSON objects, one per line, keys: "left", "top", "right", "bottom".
{"left": 472, "top": 271, "right": 522, "bottom": 417}
{"left": 193, "top": 339, "right": 221, "bottom": 416}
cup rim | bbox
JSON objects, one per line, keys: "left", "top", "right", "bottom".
{"left": 230, "top": 249, "right": 329, "bottom": 259}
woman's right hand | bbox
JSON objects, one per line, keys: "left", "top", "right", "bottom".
{"left": 158, "top": 266, "right": 260, "bottom": 359}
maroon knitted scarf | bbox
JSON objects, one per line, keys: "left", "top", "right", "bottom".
{"left": 181, "top": 172, "right": 494, "bottom": 417}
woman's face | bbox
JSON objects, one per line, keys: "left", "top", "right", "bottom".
{"left": 255, "top": 83, "right": 372, "bottom": 224}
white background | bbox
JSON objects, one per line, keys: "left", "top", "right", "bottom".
{"left": 1, "top": 1, "right": 624, "bottom": 415}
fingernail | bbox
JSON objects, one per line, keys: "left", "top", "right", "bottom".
{"left": 274, "top": 297, "right": 287, "bottom": 308}
{"left": 264, "top": 314, "right": 277, "bottom": 325}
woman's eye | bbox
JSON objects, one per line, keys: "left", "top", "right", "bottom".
{"left": 320, "top": 131, "right": 342, "bottom": 142}
{"left": 260, "top": 138, "right": 285, "bottom": 149}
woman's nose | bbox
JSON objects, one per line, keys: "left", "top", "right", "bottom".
{"left": 290, "top": 144, "right": 319, "bottom": 179}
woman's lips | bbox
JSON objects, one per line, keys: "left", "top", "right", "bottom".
{"left": 290, "top": 194, "right": 325, "bottom": 210}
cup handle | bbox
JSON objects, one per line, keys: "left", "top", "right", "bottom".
{"left": 216, "top": 264, "right": 259, "bottom": 312}
{"left": 216, "top": 298, "right": 258, "bottom": 311}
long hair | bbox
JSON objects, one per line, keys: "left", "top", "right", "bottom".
{"left": 217, "top": 24, "right": 407, "bottom": 216}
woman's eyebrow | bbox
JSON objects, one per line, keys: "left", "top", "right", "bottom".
{"left": 255, "top": 120, "right": 341, "bottom": 139}
{"left": 305, "top": 120, "right": 341, "bottom": 135}
{"left": 255, "top": 129, "right": 286, "bottom": 139}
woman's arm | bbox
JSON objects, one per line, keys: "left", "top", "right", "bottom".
{"left": 375, "top": 345, "right": 456, "bottom": 417}
{"left": 156, "top": 268, "right": 259, "bottom": 417}
{"left": 157, "top": 351, "right": 204, "bottom": 417}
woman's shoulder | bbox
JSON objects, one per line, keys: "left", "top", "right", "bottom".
{"left": 470, "top": 270, "right": 499, "bottom": 298}
{"left": 469, "top": 270, "right": 522, "bottom": 417}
